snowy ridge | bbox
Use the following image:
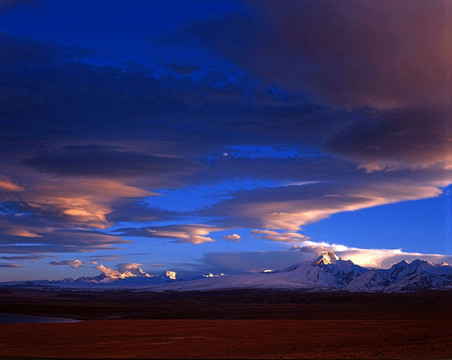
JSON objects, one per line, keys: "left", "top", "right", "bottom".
{"left": 154, "top": 252, "right": 452, "bottom": 293}
{"left": 4, "top": 264, "right": 181, "bottom": 288}
{"left": 347, "top": 259, "right": 452, "bottom": 293}
{"left": 153, "top": 253, "right": 370, "bottom": 292}
{"left": 2, "top": 252, "right": 452, "bottom": 292}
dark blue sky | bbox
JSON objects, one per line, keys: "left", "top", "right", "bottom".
{"left": 1, "top": 0, "right": 452, "bottom": 280}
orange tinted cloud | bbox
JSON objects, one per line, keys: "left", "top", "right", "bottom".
{"left": 223, "top": 233, "right": 241, "bottom": 242}
{"left": 251, "top": 230, "right": 309, "bottom": 243}
{"left": 206, "top": 178, "right": 444, "bottom": 231}
{"left": 0, "top": 177, "right": 23, "bottom": 192}
{"left": 49, "top": 259, "right": 84, "bottom": 268}
{"left": 4, "top": 229, "right": 42, "bottom": 238}
{"left": 120, "top": 224, "right": 220, "bottom": 244}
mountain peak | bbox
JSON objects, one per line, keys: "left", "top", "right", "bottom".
{"left": 96, "top": 263, "right": 153, "bottom": 281}
{"left": 312, "top": 251, "right": 340, "bottom": 266}
{"left": 393, "top": 260, "right": 409, "bottom": 267}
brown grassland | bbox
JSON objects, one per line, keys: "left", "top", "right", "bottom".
{"left": 0, "top": 288, "right": 452, "bottom": 359}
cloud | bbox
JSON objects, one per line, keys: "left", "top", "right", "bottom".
{"left": 120, "top": 224, "right": 219, "bottom": 244}
{"left": 3, "top": 229, "right": 42, "bottom": 238}
{"left": 0, "top": 178, "right": 23, "bottom": 192}
{"left": 0, "top": 263, "right": 26, "bottom": 268}
{"left": 1, "top": 9, "right": 452, "bottom": 265}
{"left": 0, "top": 177, "right": 23, "bottom": 192}
{"left": 223, "top": 233, "right": 241, "bottom": 242}
{"left": 322, "top": 106, "right": 451, "bottom": 171}
{"left": 192, "top": 250, "right": 310, "bottom": 274}
{"left": 190, "top": 0, "right": 445, "bottom": 108}
{"left": 290, "top": 241, "right": 452, "bottom": 269}
{"left": 0, "top": 177, "right": 153, "bottom": 234}
{"left": 96, "top": 263, "right": 147, "bottom": 278}
{"left": 0, "top": 255, "right": 49, "bottom": 261}
{"left": 114, "top": 263, "right": 143, "bottom": 272}
{"left": 251, "top": 230, "right": 309, "bottom": 242}
{"left": 0, "top": 229, "right": 130, "bottom": 254}
{"left": 185, "top": 0, "right": 451, "bottom": 171}
{"left": 96, "top": 264, "right": 122, "bottom": 278}
{"left": 193, "top": 242, "right": 452, "bottom": 274}
{"left": 81, "top": 254, "right": 127, "bottom": 262}
{"left": 202, "top": 176, "right": 446, "bottom": 231}
{"left": 22, "top": 145, "right": 199, "bottom": 178}
{"left": 49, "top": 259, "right": 84, "bottom": 268}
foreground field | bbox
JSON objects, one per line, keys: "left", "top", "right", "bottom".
{"left": 1, "top": 288, "right": 452, "bottom": 359}
{"left": 1, "top": 319, "right": 452, "bottom": 359}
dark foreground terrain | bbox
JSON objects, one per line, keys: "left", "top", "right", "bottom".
{"left": 1, "top": 288, "right": 452, "bottom": 359}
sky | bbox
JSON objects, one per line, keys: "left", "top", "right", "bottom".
{"left": 1, "top": 0, "right": 452, "bottom": 281}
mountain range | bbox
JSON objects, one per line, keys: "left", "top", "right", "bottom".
{"left": 152, "top": 251, "right": 452, "bottom": 293}
{"left": 2, "top": 251, "right": 452, "bottom": 293}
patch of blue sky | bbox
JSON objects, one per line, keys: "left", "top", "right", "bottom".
{"left": 119, "top": 228, "right": 290, "bottom": 274}
{"left": 304, "top": 190, "right": 452, "bottom": 255}
{"left": 210, "top": 228, "right": 290, "bottom": 250}
{"left": 442, "top": 184, "right": 452, "bottom": 254}
{"left": 143, "top": 178, "right": 284, "bottom": 212}
{"left": 224, "top": 145, "right": 319, "bottom": 160}
{"left": 0, "top": 203, "right": 30, "bottom": 217}
{"left": 108, "top": 216, "right": 223, "bottom": 232}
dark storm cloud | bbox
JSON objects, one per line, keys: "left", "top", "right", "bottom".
{"left": 188, "top": 0, "right": 445, "bottom": 106}
{"left": 323, "top": 106, "right": 448, "bottom": 170}
{"left": 0, "top": 31, "right": 191, "bottom": 146}
{"left": 184, "top": 0, "right": 451, "bottom": 170}
{"left": 0, "top": 30, "right": 327, "bottom": 152}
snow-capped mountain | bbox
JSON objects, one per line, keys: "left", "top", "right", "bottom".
{"left": 153, "top": 252, "right": 452, "bottom": 293}
{"left": 2, "top": 252, "right": 452, "bottom": 292}
{"left": 4, "top": 264, "right": 180, "bottom": 288}
{"left": 312, "top": 251, "right": 340, "bottom": 266}
{"left": 346, "top": 269, "right": 390, "bottom": 292}
{"left": 152, "top": 252, "right": 369, "bottom": 292}
{"left": 384, "top": 272, "right": 451, "bottom": 293}
{"left": 311, "top": 252, "right": 367, "bottom": 286}
{"left": 347, "top": 259, "right": 452, "bottom": 293}
{"left": 66, "top": 264, "right": 178, "bottom": 285}
{"left": 90, "top": 264, "right": 154, "bottom": 283}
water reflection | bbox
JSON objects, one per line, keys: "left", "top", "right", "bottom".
{"left": 0, "top": 313, "right": 80, "bottom": 324}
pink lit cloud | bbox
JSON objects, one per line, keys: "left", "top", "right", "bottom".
{"left": 223, "top": 233, "right": 241, "bottom": 242}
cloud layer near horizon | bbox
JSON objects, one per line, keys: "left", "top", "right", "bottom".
{"left": 194, "top": 244, "right": 452, "bottom": 274}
